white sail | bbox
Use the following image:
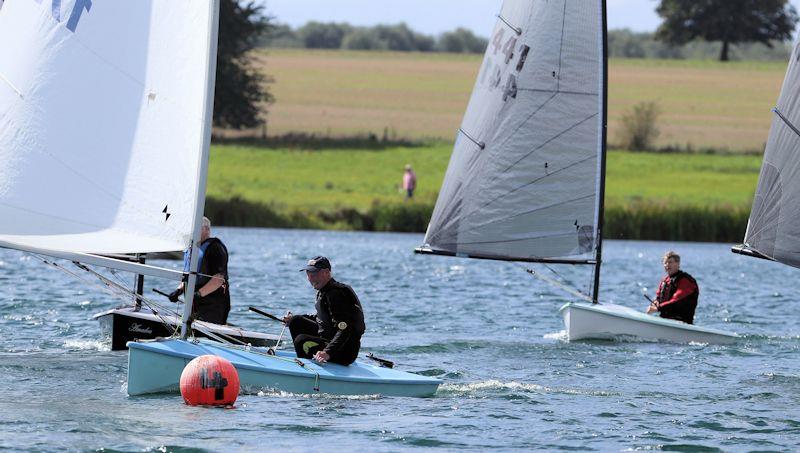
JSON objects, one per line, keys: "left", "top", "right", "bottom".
{"left": 0, "top": 0, "right": 215, "bottom": 255}
{"left": 423, "top": 0, "right": 605, "bottom": 262}
{"left": 739, "top": 42, "right": 800, "bottom": 268}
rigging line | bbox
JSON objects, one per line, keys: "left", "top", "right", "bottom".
{"left": 432, "top": 192, "right": 594, "bottom": 244}
{"left": 0, "top": 71, "right": 23, "bottom": 98}
{"left": 526, "top": 266, "right": 593, "bottom": 303}
{"left": 434, "top": 228, "right": 590, "bottom": 247}
{"left": 496, "top": 14, "right": 522, "bottom": 35}
{"left": 190, "top": 322, "right": 248, "bottom": 347}
{"left": 427, "top": 153, "right": 595, "bottom": 244}
{"left": 773, "top": 107, "right": 800, "bottom": 139}
{"left": 31, "top": 254, "right": 180, "bottom": 335}
{"left": 71, "top": 261, "right": 181, "bottom": 332}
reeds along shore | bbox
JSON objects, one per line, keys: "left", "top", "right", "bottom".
{"left": 205, "top": 196, "right": 749, "bottom": 243}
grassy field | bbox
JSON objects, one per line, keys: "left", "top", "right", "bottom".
{"left": 205, "top": 141, "right": 760, "bottom": 240}
{"left": 233, "top": 49, "right": 787, "bottom": 153}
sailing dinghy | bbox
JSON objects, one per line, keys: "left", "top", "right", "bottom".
{"left": 0, "top": 0, "right": 439, "bottom": 397}
{"left": 415, "top": 0, "right": 737, "bottom": 344}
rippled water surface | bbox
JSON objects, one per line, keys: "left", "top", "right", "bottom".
{"left": 1, "top": 228, "right": 799, "bottom": 451}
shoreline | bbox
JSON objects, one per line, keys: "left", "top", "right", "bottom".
{"left": 205, "top": 196, "right": 749, "bottom": 243}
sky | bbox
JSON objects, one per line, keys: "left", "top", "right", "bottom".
{"left": 263, "top": 0, "right": 800, "bottom": 37}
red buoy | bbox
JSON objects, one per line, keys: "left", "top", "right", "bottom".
{"left": 180, "top": 355, "right": 240, "bottom": 406}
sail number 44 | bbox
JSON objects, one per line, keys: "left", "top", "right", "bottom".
{"left": 35, "top": 0, "right": 91, "bottom": 33}
{"left": 484, "top": 27, "right": 530, "bottom": 102}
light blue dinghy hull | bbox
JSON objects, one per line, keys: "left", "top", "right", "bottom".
{"left": 559, "top": 302, "right": 739, "bottom": 345}
{"left": 127, "top": 339, "right": 441, "bottom": 397}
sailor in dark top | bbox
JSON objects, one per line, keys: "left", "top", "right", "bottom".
{"left": 167, "top": 217, "right": 231, "bottom": 325}
{"left": 646, "top": 251, "right": 699, "bottom": 324}
{"left": 283, "top": 256, "right": 365, "bottom": 365}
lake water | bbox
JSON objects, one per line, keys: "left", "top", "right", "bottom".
{"left": 1, "top": 228, "right": 798, "bottom": 451}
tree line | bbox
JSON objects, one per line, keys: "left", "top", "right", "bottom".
{"left": 262, "top": 22, "right": 489, "bottom": 54}
{"left": 609, "top": 30, "right": 793, "bottom": 61}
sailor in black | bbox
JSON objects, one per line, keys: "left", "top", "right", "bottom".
{"left": 167, "top": 217, "right": 231, "bottom": 325}
{"left": 284, "top": 256, "right": 365, "bottom": 365}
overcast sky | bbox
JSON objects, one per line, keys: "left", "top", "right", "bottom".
{"left": 263, "top": 0, "right": 800, "bottom": 37}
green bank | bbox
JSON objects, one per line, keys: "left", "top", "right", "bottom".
{"left": 204, "top": 142, "right": 760, "bottom": 242}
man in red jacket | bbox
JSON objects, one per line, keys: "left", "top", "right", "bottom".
{"left": 647, "top": 251, "right": 699, "bottom": 324}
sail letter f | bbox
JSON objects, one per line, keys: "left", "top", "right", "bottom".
{"left": 34, "top": 0, "right": 92, "bottom": 32}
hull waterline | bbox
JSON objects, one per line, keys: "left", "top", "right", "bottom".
{"left": 559, "top": 302, "right": 738, "bottom": 344}
{"left": 127, "top": 339, "right": 441, "bottom": 398}
{"left": 93, "top": 307, "right": 279, "bottom": 350}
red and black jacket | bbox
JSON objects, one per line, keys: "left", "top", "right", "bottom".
{"left": 655, "top": 270, "right": 699, "bottom": 324}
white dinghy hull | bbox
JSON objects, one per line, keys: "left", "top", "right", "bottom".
{"left": 559, "top": 302, "right": 738, "bottom": 344}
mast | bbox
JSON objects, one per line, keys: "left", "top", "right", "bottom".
{"left": 591, "top": 0, "right": 608, "bottom": 305}
{"left": 180, "top": 0, "right": 220, "bottom": 339}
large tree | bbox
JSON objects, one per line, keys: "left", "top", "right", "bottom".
{"left": 656, "top": 0, "right": 799, "bottom": 61}
{"left": 214, "top": 0, "right": 274, "bottom": 129}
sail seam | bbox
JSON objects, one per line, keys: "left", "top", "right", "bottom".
{"left": 0, "top": 200, "right": 109, "bottom": 229}
{"left": 517, "top": 87, "right": 598, "bottom": 97}
{"left": 499, "top": 113, "right": 598, "bottom": 175}
{"left": 426, "top": 150, "right": 592, "bottom": 244}
{"left": 438, "top": 193, "right": 595, "bottom": 241}
{"left": 436, "top": 229, "right": 594, "bottom": 247}
{"left": 556, "top": 0, "right": 568, "bottom": 92}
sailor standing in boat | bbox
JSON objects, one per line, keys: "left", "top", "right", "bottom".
{"left": 167, "top": 216, "right": 231, "bottom": 325}
{"left": 647, "top": 251, "right": 699, "bottom": 324}
{"left": 283, "top": 256, "right": 365, "bottom": 365}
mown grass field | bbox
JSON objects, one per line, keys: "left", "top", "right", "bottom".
{"left": 208, "top": 143, "right": 760, "bottom": 211}
{"left": 206, "top": 142, "right": 760, "bottom": 240}
{"left": 242, "top": 49, "right": 787, "bottom": 153}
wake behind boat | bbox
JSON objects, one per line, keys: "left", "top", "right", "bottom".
{"left": 559, "top": 302, "right": 738, "bottom": 344}
{"left": 127, "top": 339, "right": 441, "bottom": 397}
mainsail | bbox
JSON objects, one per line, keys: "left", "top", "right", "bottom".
{"left": 421, "top": 0, "right": 606, "bottom": 264}
{"left": 0, "top": 0, "right": 215, "bottom": 256}
{"left": 736, "top": 42, "right": 800, "bottom": 268}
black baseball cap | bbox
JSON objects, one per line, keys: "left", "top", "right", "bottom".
{"left": 300, "top": 256, "right": 331, "bottom": 272}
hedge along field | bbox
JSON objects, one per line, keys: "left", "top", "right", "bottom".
{"left": 204, "top": 143, "right": 761, "bottom": 241}
{"left": 239, "top": 49, "right": 786, "bottom": 153}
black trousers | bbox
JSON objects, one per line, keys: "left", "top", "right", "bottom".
{"left": 194, "top": 294, "right": 230, "bottom": 325}
{"left": 287, "top": 315, "right": 359, "bottom": 365}
{"left": 660, "top": 299, "right": 697, "bottom": 324}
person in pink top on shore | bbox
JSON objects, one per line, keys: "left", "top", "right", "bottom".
{"left": 402, "top": 164, "right": 417, "bottom": 200}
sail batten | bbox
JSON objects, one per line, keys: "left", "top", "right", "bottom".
{"left": 423, "top": 0, "right": 605, "bottom": 262}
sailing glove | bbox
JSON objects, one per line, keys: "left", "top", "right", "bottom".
{"left": 168, "top": 288, "right": 183, "bottom": 302}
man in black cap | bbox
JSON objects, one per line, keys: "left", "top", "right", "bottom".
{"left": 283, "top": 256, "right": 365, "bottom": 365}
